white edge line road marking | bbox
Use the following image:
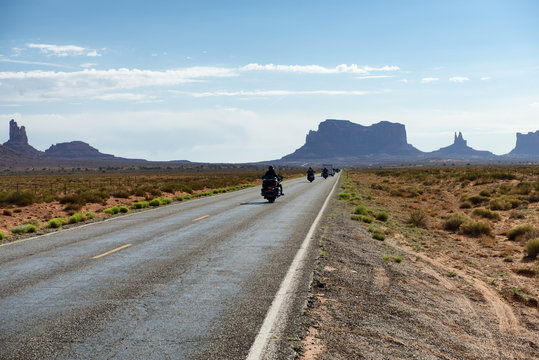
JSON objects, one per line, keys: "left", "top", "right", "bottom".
{"left": 192, "top": 215, "right": 210, "bottom": 222}
{"left": 246, "top": 172, "right": 340, "bottom": 360}
{"left": 92, "top": 243, "right": 132, "bottom": 259}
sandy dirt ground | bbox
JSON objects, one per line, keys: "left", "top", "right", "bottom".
{"left": 298, "top": 170, "right": 538, "bottom": 359}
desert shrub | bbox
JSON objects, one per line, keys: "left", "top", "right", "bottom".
{"left": 372, "top": 231, "right": 386, "bottom": 241}
{"left": 85, "top": 212, "right": 96, "bottom": 219}
{"left": 24, "top": 219, "right": 39, "bottom": 226}
{"left": 526, "top": 193, "right": 539, "bottom": 203}
{"left": 468, "top": 195, "right": 490, "bottom": 206}
{"left": 443, "top": 213, "right": 469, "bottom": 231}
{"left": 408, "top": 210, "right": 427, "bottom": 228}
{"left": 0, "top": 191, "right": 36, "bottom": 206}
{"left": 350, "top": 214, "right": 360, "bottom": 221}
{"left": 160, "top": 183, "right": 193, "bottom": 194}
{"left": 0, "top": 230, "right": 4, "bottom": 240}
{"left": 507, "top": 225, "right": 538, "bottom": 241}
{"left": 104, "top": 206, "right": 121, "bottom": 215}
{"left": 59, "top": 190, "right": 108, "bottom": 206}
{"left": 132, "top": 201, "right": 149, "bottom": 209}
{"left": 459, "top": 220, "right": 492, "bottom": 237}
{"left": 118, "top": 206, "right": 129, "bottom": 213}
{"left": 3, "top": 209, "right": 12, "bottom": 216}
{"left": 338, "top": 192, "right": 351, "bottom": 200}
{"left": 459, "top": 201, "right": 472, "bottom": 209}
{"left": 149, "top": 199, "right": 161, "bottom": 207}
{"left": 176, "top": 196, "right": 184, "bottom": 201}
{"left": 11, "top": 224, "right": 37, "bottom": 234}
{"left": 509, "top": 210, "right": 525, "bottom": 219}
{"left": 472, "top": 208, "right": 500, "bottom": 220}
{"left": 111, "top": 190, "right": 131, "bottom": 198}
{"left": 375, "top": 212, "right": 388, "bottom": 221}
{"left": 47, "top": 217, "right": 67, "bottom": 228}
{"left": 67, "top": 213, "right": 82, "bottom": 224}
{"left": 479, "top": 189, "right": 491, "bottom": 197}
{"left": 352, "top": 205, "right": 369, "bottom": 216}
{"left": 507, "top": 198, "right": 522, "bottom": 208}
{"left": 183, "top": 194, "right": 193, "bottom": 200}
{"left": 361, "top": 216, "right": 373, "bottom": 223}
{"left": 149, "top": 188, "right": 162, "bottom": 196}
{"left": 489, "top": 198, "right": 512, "bottom": 211}
{"left": 160, "top": 198, "right": 172, "bottom": 205}
{"left": 525, "top": 238, "right": 539, "bottom": 258}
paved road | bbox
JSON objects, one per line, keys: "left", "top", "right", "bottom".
{"left": 0, "top": 174, "right": 338, "bottom": 360}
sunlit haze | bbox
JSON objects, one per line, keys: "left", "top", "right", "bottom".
{"left": 1, "top": 0, "right": 538, "bottom": 162}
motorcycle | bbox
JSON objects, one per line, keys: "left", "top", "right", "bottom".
{"left": 322, "top": 170, "right": 328, "bottom": 179}
{"left": 307, "top": 173, "right": 315, "bottom": 182}
{"left": 261, "top": 176, "right": 282, "bottom": 203}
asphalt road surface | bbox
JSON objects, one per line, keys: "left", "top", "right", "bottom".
{"left": 0, "top": 174, "right": 338, "bottom": 360}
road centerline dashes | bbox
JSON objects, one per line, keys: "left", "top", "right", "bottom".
{"left": 192, "top": 215, "right": 210, "bottom": 222}
{"left": 92, "top": 243, "right": 132, "bottom": 259}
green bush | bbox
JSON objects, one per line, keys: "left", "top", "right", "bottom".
{"left": 338, "top": 192, "right": 351, "bottom": 200}
{"left": 85, "top": 212, "right": 96, "bottom": 219}
{"left": 183, "top": 194, "right": 193, "bottom": 200}
{"left": 459, "top": 220, "right": 492, "bottom": 237}
{"left": 361, "top": 216, "right": 373, "bottom": 223}
{"left": 0, "top": 230, "right": 5, "bottom": 240}
{"left": 350, "top": 214, "right": 360, "bottom": 221}
{"left": 149, "top": 199, "right": 161, "bottom": 207}
{"left": 468, "top": 195, "right": 490, "bottom": 205}
{"left": 507, "top": 225, "right": 537, "bottom": 241}
{"left": 479, "top": 189, "right": 491, "bottom": 197}
{"left": 489, "top": 198, "right": 512, "bottom": 211}
{"left": 160, "top": 198, "right": 172, "bottom": 205}
{"left": 459, "top": 201, "right": 473, "bottom": 209}
{"left": 471, "top": 208, "right": 500, "bottom": 220}
{"left": 118, "top": 206, "right": 129, "bottom": 213}
{"left": 132, "top": 201, "right": 149, "bottom": 209}
{"left": 408, "top": 210, "right": 427, "bottom": 228}
{"left": 375, "top": 212, "right": 388, "bottom": 221}
{"left": 372, "top": 231, "right": 386, "bottom": 241}
{"left": 47, "top": 217, "right": 67, "bottom": 228}
{"left": 104, "top": 206, "right": 121, "bottom": 215}
{"left": 525, "top": 238, "right": 539, "bottom": 258}
{"left": 11, "top": 224, "right": 38, "bottom": 234}
{"left": 69, "top": 213, "right": 85, "bottom": 224}
{"left": 443, "top": 213, "right": 469, "bottom": 231}
{"left": 352, "top": 205, "right": 369, "bottom": 216}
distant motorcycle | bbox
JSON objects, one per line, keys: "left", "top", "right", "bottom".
{"left": 322, "top": 168, "right": 329, "bottom": 179}
{"left": 261, "top": 176, "right": 282, "bottom": 203}
{"left": 307, "top": 173, "right": 315, "bottom": 182}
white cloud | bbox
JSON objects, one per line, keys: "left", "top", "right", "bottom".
{"left": 187, "top": 90, "right": 369, "bottom": 97}
{"left": 421, "top": 77, "right": 439, "bottom": 83}
{"left": 0, "top": 58, "right": 71, "bottom": 68}
{"left": 356, "top": 75, "right": 394, "bottom": 79}
{"left": 80, "top": 63, "right": 97, "bottom": 68}
{"left": 27, "top": 43, "right": 102, "bottom": 57}
{"left": 91, "top": 93, "right": 157, "bottom": 101}
{"left": 400, "top": 78, "right": 409, "bottom": 83}
{"left": 480, "top": 77, "right": 491, "bottom": 81}
{"left": 0, "top": 67, "right": 238, "bottom": 102}
{"left": 240, "top": 63, "right": 399, "bottom": 74}
{"left": 449, "top": 76, "right": 470, "bottom": 83}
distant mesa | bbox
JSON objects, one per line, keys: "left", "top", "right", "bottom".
{"left": 45, "top": 141, "right": 116, "bottom": 160}
{"left": 509, "top": 130, "right": 539, "bottom": 157}
{"left": 427, "top": 132, "right": 496, "bottom": 159}
{"left": 3, "top": 119, "right": 43, "bottom": 156}
{"left": 280, "top": 119, "right": 421, "bottom": 163}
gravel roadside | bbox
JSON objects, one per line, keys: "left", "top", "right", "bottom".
{"left": 292, "top": 198, "right": 538, "bottom": 359}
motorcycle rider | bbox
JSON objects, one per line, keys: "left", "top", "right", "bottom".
{"left": 307, "top": 167, "right": 314, "bottom": 176}
{"left": 262, "top": 166, "right": 284, "bottom": 195}
{"left": 322, "top": 167, "right": 329, "bottom": 177}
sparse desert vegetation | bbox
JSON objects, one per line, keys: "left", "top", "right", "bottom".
{"left": 0, "top": 167, "right": 304, "bottom": 243}
{"left": 335, "top": 166, "right": 538, "bottom": 311}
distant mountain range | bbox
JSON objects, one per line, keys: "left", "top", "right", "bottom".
{"left": 2, "top": 118, "right": 538, "bottom": 168}
{"left": 278, "top": 119, "right": 539, "bottom": 165}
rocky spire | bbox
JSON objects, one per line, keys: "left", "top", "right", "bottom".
{"left": 3, "top": 119, "right": 42, "bottom": 155}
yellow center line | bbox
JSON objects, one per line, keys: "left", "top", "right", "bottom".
{"left": 92, "top": 243, "right": 132, "bottom": 259}
{"left": 193, "top": 215, "right": 210, "bottom": 222}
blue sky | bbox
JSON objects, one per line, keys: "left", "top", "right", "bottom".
{"left": 1, "top": 0, "right": 538, "bottom": 162}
